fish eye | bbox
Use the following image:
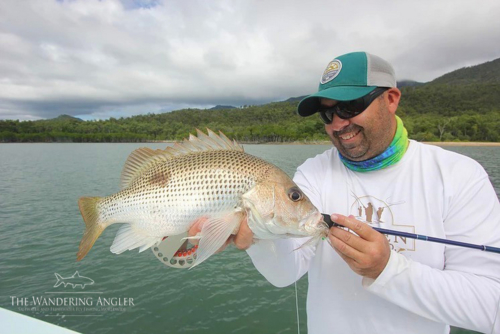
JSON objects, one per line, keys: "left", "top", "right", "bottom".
{"left": 288, "top": 188, "right": 303, "bottom": 202}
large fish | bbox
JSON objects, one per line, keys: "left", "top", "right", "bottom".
{"left": 77, "top": 129, "right": 327, "bottom": 266}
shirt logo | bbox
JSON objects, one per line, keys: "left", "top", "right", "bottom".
{"left": 349, "top": 195, "right": 415, "bottom": 253}
{"left": 320, "top": 59, "right": 342, "bottom": 84}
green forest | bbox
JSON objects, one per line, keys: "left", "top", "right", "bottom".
{"left": 1, "top": 59, "right": 500, "bottom": 143}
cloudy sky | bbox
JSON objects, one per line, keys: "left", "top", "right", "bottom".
{"left": 1, "top": 0, "right": 499, "bottom": 120}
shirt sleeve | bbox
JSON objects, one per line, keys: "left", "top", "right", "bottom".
{"left": 245, "top": 158, "right": 323, "bottom": 287}
{"left": 246, "top": 237, "right": 314, "bottom": 287}
{"left": 363, "top": 161, "right": 500, "bottom": 333}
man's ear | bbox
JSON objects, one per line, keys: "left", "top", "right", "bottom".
{"left": 386, "top": 88, "right": 401, "bottom": 114}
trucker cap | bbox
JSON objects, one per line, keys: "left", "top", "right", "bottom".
{"left": 297, "top": 52, "right": 396, "bottom": 117}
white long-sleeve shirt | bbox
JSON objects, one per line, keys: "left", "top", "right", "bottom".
{"left": 247, "top": 141, "right": 500, "bottom": 334}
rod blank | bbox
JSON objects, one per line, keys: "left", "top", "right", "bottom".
{"left": 321, "top": 214, "right": 500, "bottom": 254}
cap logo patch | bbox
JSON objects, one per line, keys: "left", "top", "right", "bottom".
{"left": 320, "top": 59, "right": 342, "bottom": 84}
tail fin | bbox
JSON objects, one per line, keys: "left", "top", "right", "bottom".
{"left": 54, "top": 273, "right": 64, "bottom": 287}
{"left": 77, "top": 197, "right": 106, "bottom": 261}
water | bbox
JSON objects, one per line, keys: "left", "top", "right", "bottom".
{"left": 0, "top": 143, "right": 498, "bottom": 334}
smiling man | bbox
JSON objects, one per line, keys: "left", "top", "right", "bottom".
{"left": 227, "top": 52, "right": 500, "bottom": 333}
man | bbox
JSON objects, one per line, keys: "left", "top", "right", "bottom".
{"left": 193, "top": 52, "right": 500, "bottom": 333}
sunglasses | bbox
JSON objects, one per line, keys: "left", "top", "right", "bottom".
{"left": 318, "top": 87, "right": 389, "bottom": 124}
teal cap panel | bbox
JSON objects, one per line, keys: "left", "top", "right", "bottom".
{"left": 319, "top": 52, "right": 368, "bottom": 91}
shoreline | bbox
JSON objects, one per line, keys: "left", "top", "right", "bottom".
{"left": 422, "top": 142, "right": 500, "bottom": 147}
{"left": 251, "top": 141, "right": 500, "bottom": 146}
{"left": 1, "top": 141, "right": 499, "bottom": 147}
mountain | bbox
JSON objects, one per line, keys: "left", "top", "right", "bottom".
{"left": 398, "top": 57, "right": 500, "bottom": 116}
{"left": 397, "top": 80, "right": 425, "bottom": 88}
{"left": 283, "top": 96, "right": 307, "bottom": 103}
{"left": 429, "top": 58, "right": 500, "bottom": 85}
{"left": 1, "top": 57, "right": 499, "bottom": 143}
{"left": 209, "top": 105, "right": 236, "bottom": 110}
{"left": 52, "top": 114, "right": 83, "bottom": 121}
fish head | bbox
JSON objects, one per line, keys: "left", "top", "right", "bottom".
{"left": 242, "top": 168, "right": 327, "bottom": 239}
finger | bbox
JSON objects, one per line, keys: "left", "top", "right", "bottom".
{"left": 233, "top": 218, "right": 254, "bottom": 250}
{"left": 329, "top": 225, "right": 368, "bottom": 253}
{"left": 331, "top": 214, "right": 378, "bottom": 241}
{"left": 187, "top": 216, "right": 209, "bottom": 245}
{"left": 328, "top": 232, "right": 364, "bottom": 262}
{"left": 332, "top": 245, "right": 359, "bottom": 270}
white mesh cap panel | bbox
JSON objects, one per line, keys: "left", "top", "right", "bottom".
{"left": 366, "top": 53, "right": 396, "bottom": 87}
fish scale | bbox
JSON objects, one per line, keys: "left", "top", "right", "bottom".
{"left": 100, "top": 150, "right": 268, "bottom": 235}
{"left": 77, "top": 129, "right": 327, "bottom": 267}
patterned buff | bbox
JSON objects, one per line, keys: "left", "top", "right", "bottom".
{"left": 339, "top": 116, "right": 409, "bottom": 172}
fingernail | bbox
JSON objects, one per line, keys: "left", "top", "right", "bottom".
{"left": 330, "top": 214, "right": 339, "bottom": 221}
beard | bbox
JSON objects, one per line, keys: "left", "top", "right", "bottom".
{"left": 331, "top": 124, "right": 371, "bottom": 160}
{"left": 329, "top": 97, "right": 395, "bottom": 161}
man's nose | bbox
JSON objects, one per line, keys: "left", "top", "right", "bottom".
{"left": 326, "top": 113, "right": 350, "bottom": 132}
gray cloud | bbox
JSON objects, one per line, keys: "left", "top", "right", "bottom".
{"left": 1, "top": 0, "right": 499, "bottom": 120}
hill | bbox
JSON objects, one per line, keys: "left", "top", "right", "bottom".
{"left": 52, "top": 114, "right": 83, "bottom": 121}
{"left": 430, "top": 58, "right": 500, "bottom": 85}
{"left": 398, "top": 58, "right": 500, "bottom": 117}
{"left": 1, "top": 57, "right": 499, "bottom": 143}
{"left": 283, "top": 96, "right": 307, "bottom": 103}
{"left": 397, "top": 80, "right": 425, "bottom": 88}
{"left": 209, "top": 105, "right": 236, "bottom": 110}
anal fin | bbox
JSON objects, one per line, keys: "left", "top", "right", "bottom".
{"left": 110, "top": 224, "right": 160, "bottom": 254}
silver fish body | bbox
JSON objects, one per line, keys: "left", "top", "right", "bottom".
{"left": 77, "top": 129, "right": 326, "bottom": 266}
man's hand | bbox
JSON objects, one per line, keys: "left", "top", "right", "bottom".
{"left": 328, "top": 214, "right": 390, "bottom": 279}
{"left": 232, "top": 218, "right": 254, "bottom": 250}
{"left": 187, "top": 215, "right": 255, "bottom": 252}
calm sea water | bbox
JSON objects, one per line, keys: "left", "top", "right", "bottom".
{"left": 0, "top": 143, "right": 498, "bottom": 334}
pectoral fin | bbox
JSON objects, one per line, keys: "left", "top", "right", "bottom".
{"left": 190, "top": 212, "right": 244, "bottom": 269}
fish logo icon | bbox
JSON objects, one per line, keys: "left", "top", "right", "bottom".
{"left": 54, "top": 271, "right": 95, "bottom": 289}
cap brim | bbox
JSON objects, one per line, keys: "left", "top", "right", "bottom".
{"left": 297, "top": 86, "right": 377, "bottom": 117}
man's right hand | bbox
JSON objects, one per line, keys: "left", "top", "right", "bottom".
{"left": 233, "top": 217, "right": 254, "bottom": 250}
{"left": 187, "top": 215, "right": 255, "bottom": 252}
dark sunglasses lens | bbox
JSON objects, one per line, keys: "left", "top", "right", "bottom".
{"left": 335, "top": 105, "right": 361, "bottom": 119}
{"left": 319, "top": 106, "right": 356, "bottom": 123}
{"left": 319, "top": 109, "right": 334, "bottom": 124}
{"left": 318, "top": 88, "right": 388, "bottom": 123}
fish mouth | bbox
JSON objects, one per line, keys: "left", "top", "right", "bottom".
{"left": 299, "top": 211, "right": 328, "bottom": 236}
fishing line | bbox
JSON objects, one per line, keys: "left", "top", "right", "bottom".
{"left": 491, "top": 295, "right": 500, "bottom": 334}
{"left": 294, "top": 280, "right": 300, "bottom": 334}
{"left": 291, "top": 244, "right": 301, "bottom": 334}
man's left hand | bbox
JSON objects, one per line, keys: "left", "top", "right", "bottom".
{"left": 328, "top": 214, "right": 390, "bottom": 280}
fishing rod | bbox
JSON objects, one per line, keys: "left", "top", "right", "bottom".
{"left": 321, "top": 214, "right": 500, "bottom": 254}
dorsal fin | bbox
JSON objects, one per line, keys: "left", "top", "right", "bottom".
{"left": 120, "top": 147, "right": 170, "bottom": 189}
{"left": 119, "top": 129, "right": 244, "bottom": 189}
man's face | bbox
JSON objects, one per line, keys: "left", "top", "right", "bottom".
{"left": 322, "top": 92, "right": 397, "bottom": 161}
